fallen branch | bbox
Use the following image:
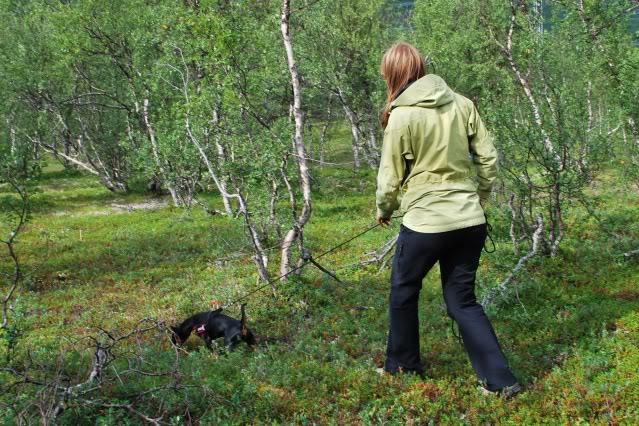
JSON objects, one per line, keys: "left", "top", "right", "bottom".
{"left": 300, "top": 250, "right": 343, "bottom": 283}
{"left": 362, "top": 235, "right": 398, "bottom": 272}
{"left": 0, "top": 318, "right": 183, "bottom": 423}
{"left": 51, "top": 341, "right": 108, "bottom": 417}
{"left": 93, "top": 403, "right": 164, "bottom": 425}
{"left": 482, "top": 215, "right": 544, "bottom": 307}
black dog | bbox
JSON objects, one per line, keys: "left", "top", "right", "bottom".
{"left": 170, "top": 304, "right": 256, "bottom": 350}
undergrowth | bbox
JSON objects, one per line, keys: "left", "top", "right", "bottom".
{"left": 1, "top": 145, "right": 638, "bottom": 424}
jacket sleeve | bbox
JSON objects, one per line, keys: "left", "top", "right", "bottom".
{"left": 467, "top": 105, "right": 498, "bottom": 202}
{"left": 376, "top": 124, "right": 411, "bottom": 220}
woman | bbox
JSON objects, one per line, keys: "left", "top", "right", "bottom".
{"left": 376, "top": 42, "right": 521, "bottom": 397}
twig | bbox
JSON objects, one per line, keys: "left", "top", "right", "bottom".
{"left": 92, "top": 403, "right": 163, "bottom": 425}
{"left": 362, "top": 235, "right": 398, "bottom": 271}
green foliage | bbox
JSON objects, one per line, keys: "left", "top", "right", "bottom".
{"left": 1, "top": 0, "right": 639, "bottom": 423}
{"left": 413, "top": 0, "right": 639, "bottom": 254}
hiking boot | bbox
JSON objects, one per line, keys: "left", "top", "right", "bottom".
{"left": 480, "top": 382, "right": 523, "bottom": 399}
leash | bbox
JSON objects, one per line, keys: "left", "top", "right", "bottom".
{"left": 451, "top": 319, "right": 464, "bottom": 348}
{"left": 210, "top": 212, "right": 497, "bottom": 341}
{"left": 483, "top": 213, "right": 496, "bottom": 254}
{"left": 217, "top": 211, "right": 496, "bottom": 314}
{"left": 215, "top": 215, "right": 403, "bottom": 312}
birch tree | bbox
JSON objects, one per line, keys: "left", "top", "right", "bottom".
{"left": 413, "top": 0, "right": 624, "bottom": 256}
{"left": 279, "top": 0, "right": 313, "bottom": 277}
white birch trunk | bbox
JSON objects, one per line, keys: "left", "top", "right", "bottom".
{"left": 336, "top": 88, "right": 367, "bottom": 168}
{"left": 495, "top": 2, "right": 560, "bottom": 165}
{"left": 142, "top": 98, "right": 181, "bottom": 207}
{"left": 237, "top": 192, "right": 271, "bottom": 286}
{"left": 319, "top": 93, "right": 334, "bottom": 165}
{"left": 186, "top": 106, "right": 234, "bottom": 215}
{"left": 280, "top": 0, "right": 313, "bottom": 278}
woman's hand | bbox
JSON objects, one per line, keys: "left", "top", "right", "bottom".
{"left": 378, "top": 217, "right": 391, "bottom": 228}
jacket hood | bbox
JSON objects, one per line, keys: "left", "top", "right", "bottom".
{"left": 391, "top": 74, "right": 454, "bottom": 110}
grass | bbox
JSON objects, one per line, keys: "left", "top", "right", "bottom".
{"left": 1, "top": 136, "right": 639, "bottom": 424}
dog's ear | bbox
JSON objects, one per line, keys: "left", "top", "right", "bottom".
{"left": 240, "top": 303, "right": 248, "bottom": 337}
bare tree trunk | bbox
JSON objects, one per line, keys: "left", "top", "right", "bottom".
{"left": 362, "top": 235, "right": 398, "bottom": 271}
{"left": 237, "top": 192, "right": 271, "bottom": 286}
{"left": 535, "top": 0, "right": 544, "bottom": 33}
{"left": 269, "top": 179, "right": 283, "bottom": 242}
{"left": 549, "top": 179, "right": 564, "bottom": 257}
{"left": 77, "top": 120, "right": 129, "bottom": 192}
{"left": 342, "top": 102, "right": 363, "bottom": 168}
{"left": 7, "top": 117, "right": 17, "bottom": 159}
{"left": 280, "top": 0, "right": 313, "bottom": 278}
{"left": 336, "top": 88, "right": 378, "bottom": 168}
{"left": 173, "top": 64, "right": 271, "bottom": 278}
{"left": 54, "top": 111, "right": 75, "bottom": 169}
{"left": 186, "top": 110, "right": 234, "bottom": 215}
{"left": 1, "top": 182, "right": 27, "bottom": 329}
{"left": 366, "top": 121, "right": 380, "bottom": 158}
{"left": 279, "top": 157, "right": 298, "bottom": 273}
{"left": 171, "top": 50, "right": 234, "bottom": 213}
{"left": 587, "top": 81, "right": 594, "bottom": 133}
{"left": 350, "top": 129, "right": 362, "bottom": 168}
{"left": 319, "top": 93, "right": 334, "bottom": 165}
{"left": 628, "top": 117, "right": 639, "bottom": 147}
{"left": 577, "top": 81, "right": 594, "bottom": 175}
{"left": 215, "top": 139, "right": 234, "bottom": 215}
{"left": 508, "top": 194, "right": 520, "bottom": 255}
{"left": 142, "top": 98, "right": 181, "bottom": 207}
{"left": 211, "top": 105, "right": 234, "bottom": 214}
{"left": 35, "top": 137, "right": 122, "bottom": 192}
{"left": 485, "top": 1, "right": 560, "bottom": 164}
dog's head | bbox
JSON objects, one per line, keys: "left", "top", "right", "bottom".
{"left": 240, "top": 304, "right": 256, "bottom": 345}
{"left": 170, "top": 326, "right": 186, "bottom": 345}
{"left": 226, "top": 304, "right": 256, "bottom": 349}
{"left": 243, "top": 329, "right": 257, "bottom": 346}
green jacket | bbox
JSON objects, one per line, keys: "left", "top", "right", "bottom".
{"left": 375, "top": 74, "right": 498, "bottom": 233}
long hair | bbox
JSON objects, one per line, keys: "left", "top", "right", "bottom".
{"left": 380, "top": 43, "right": 427, "bottom": 129}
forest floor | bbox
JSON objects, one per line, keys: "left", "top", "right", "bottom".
{"left": 2, "top": 134, "right": 639, "bottom": 424}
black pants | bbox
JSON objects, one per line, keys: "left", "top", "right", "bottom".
{"left": 384, "top": 223, "right": 517, "bottom": 391}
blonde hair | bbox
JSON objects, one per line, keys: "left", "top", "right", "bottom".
{"left": 380, "top": 43, "right": 427, "bottom": 129}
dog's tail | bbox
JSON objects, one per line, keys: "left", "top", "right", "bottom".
{"left": 240, "top": 303, "right": 248, "bottom": 338}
